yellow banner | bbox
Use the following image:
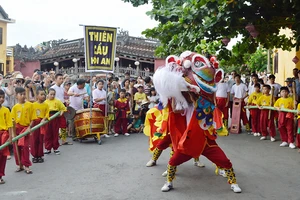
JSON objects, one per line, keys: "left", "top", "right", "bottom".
{"left": 84, "top": 26, "right": 117, "bottom": 72}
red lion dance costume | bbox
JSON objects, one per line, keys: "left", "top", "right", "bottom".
{"left": 144, "top": 51, "right": 242, "bottom": 193}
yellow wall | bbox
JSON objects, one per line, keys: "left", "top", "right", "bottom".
{"left": 0, "top": 21, "right": 7, "bottom": 75}
{"left": 274, "top": 48, "right": 298, "bottom": 86}
{"left": 274, "top": 28, "right": 299, "bottom": 85}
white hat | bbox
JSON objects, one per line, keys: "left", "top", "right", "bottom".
{"left": 15, "top": 74, "right": 24, "bottom": 80}
{"left": 134, "top": 84, "right": 143, "bottom": 89}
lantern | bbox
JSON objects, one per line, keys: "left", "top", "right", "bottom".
{"left": 245, "top": 24, "right": 255, "bottom": 32}
{"left": 292, "top": 56, "right": 299, "bottom": 64}
{"left": 222, "top": 38, "right": 230, "bottom": 46}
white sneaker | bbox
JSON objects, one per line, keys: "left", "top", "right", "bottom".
{"left": 103, "top": 134, "right": 110, "bottom": 138}
{"left": 231, "top": 183, "right": 242, "bottom": 193}
{"left": 218, "top": 169, "right": 227, "bottom": 178}
{"left": 161, "top": 182, "right": 173, "bottom": 192}
{"left": 114, "top": 133, "right": 119, "bottom": 137}
{"left": 124, "top": 133, "right": 130, "bottom": 136}
{"left": 146, "top": 159, "right": 156, "bottom": 167}
{"left": 270, "top": 137, "right": 276, "bottom": 142}
{"left": 260, "top": 136, "right": 266, "bottom": 140}
{"left": 257, "top": 133, "right": 261, "bottom": 136}
{"left": 194, "top": 161, "right": 205, "bottom": 167}
{"left": 253, "top": 133, "right": 258, "bottom": 137}
{"left": 162, "top": 170, "right": 168, "bottom": 177}
{"left": 248, "top": 132, "right": 253, "bottom": 135}
{"left": 289, "top": 143, "right": 296, "bottom": 149}
{"left": 279, "top": 142, "right": 288, "bottom": 147}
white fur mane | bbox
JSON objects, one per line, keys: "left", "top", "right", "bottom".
{"left": 153, "top": 63, "right": 189, "bottom": 110}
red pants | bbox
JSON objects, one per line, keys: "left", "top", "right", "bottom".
{"left": 30, "top": 119, "right": 45, "bottom": 158}
{"left": 0, "top": 130, "right": 9, "bottom": 177}
{"left": 216, "top": 97, "right": 228, "bottom": 120}
{"left": 157, "top": 134, "right": 172, "bottom": 150}
{"left": 0, "top": 130, "right": 10, "bottom": 156}
{"left": 250, "top": 109, "right": 260, "bottom": 133}
{"left": 296, "top": 134, "right": 300, "bottom": 148}
{"left": 13, "top": 125, "right": 31, "bottom": 167}
{"left": 58, "top": 115, "right": 67, "bottom": 128}
{"left": 260, "top": 110, "right": 276, "bottom": 137}
{"left": 169, "top": 139, "right": 232, "bottom": 169}
{"left": 0, "top": 154, "right": 7, "bottom": 177}
{"left": 240, "top": 101, "right": 249, "bottom": 125}
{"left": 45, "top": 117, "right": 60, "bottom": 151}
{"left": 278, "top": 112, "right": 294, "bottom": 143}
{"left": 94, "top": 104, "right": 106, "bottom": 115}
{"left": 114, "top": 118, "right": 128, "bottom": 134}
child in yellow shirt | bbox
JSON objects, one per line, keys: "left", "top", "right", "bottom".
{"left": 0, "top": 89, "right": 13, "bottom": 184}
{"left": 44, "top": 88, "right": 66, "bottom": 155}
{"left": 274, "top": 87, "right": 295, "bottom": 149}
{"left": 31, "top": 88, "right": 49, "bottom": 163}
{"left": 257, "top": 85, "right": 276, "bottom": 142}
{"left": 247, "top": 83, "right": 262, "bottom": 136}
{"left": 11, "top": 87, "right": 33, "bottom": 174}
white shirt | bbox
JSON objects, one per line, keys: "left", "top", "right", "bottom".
{"left": 68, "top": 85, "right": 88, "bottom": 111}
{"left": 231, "top": 83, "right": 248, "bottom": 99}
{"left": 1, "top": 86, "right": 10, "bottom": 108}
{"left": 248, "top": 82, "right": 261, "bottom": 95}
{"left": 51, "top": 84, "right": 64, "bottom": 103}
{"left": 216, "top": 82, "right": 230, "bottom": 98}
{"left": 268, "top": 83, "right": 281, "bottom": 98}
{"left": 93, "top": 89, "right": 106, "bottom": 105}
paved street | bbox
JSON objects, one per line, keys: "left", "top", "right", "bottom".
{"left": 1, "top": 132, "right": 300, "bottom": 200}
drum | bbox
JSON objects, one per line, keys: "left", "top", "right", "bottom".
{"left": 74, "top": 108, "right": 106, "bottom": 139}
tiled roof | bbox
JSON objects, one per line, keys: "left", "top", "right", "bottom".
{"left": 38, "top": 39, "right": 84, "bottom": 59}
{"left": 37, "top": 34, "right": 160, "bottom": 60}
{"left": 12, "top": 44, "right": 41, "bottom": 61}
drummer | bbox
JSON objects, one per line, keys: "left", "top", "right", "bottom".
{"left": 68, "top": 79, "right": 89, "bottom": 140}
{"left": 92, "top": 80, "right": 106, "bottom": 114}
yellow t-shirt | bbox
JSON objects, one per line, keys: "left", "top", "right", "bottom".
{"left": 274, "top": 97, "right": 294, "bottom": 109}
{"left": 11, "top": 102, "right": 33, "bottom": 126}
{"left": 248, "top": 92, "right": 262, "bottom": 105}
{"left": 32, "top": 102, "right": 50, "bottom": 120}
{"left": 134, "top": 92, "right": 147, "bottom": 111}
{"left": 45, "top": 98, "right": 67, "bottom": 112}
{"left": 0, "top": 106, "right": 13, "bottom": 130}
{"left": 256, "top": 95, "right": 272, "bottom": 106}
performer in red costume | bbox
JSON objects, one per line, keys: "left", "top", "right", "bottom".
{"left": 151, "top": 51, "right": 242, "bottom": 193}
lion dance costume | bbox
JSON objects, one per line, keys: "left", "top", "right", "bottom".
{"left": 144, "top": 51, "right": 242, "bottom": 193}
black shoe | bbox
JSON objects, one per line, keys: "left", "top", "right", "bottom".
{"left": 44, "top": 150, "right": 51, "bottom": 154}
{"left": 32, "top": 158, "right": 38, "bottom": 163}
{"left": 38, "top": 157, "right": 44, "bottom": 163}
{"left": 54, "top": 150, "right": 60, "bottom": 155}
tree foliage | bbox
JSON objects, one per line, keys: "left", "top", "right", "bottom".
{"left": 122, "top": 0, "right": 300, "bottom": 64}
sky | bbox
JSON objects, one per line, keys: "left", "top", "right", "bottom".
{"left": 1, "top": 0, "right": 158, "bottom": 47}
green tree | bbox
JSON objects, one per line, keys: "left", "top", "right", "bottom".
{"left": 122, "top": 0, "right": 300, "bottom": 62}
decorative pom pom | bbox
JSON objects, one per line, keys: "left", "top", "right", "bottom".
{"left": 210, "top": 56, "right": 216, "bottom": 63}
{"left": 213, "top": 61, "right": 219, "bottom": 69}
{"left": 183, "top": 60, "right": 191, "bottom": 68}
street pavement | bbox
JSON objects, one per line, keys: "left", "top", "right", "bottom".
{"left": 1, "top": 131, "right": 300, "bottom": 200}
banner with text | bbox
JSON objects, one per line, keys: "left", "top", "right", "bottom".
{"left": 84, "top": 26, "right": 117, "bottom": 72}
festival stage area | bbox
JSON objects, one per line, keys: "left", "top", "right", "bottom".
{"left": 2, "top": 132, "right": 299, "bottom": 200}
